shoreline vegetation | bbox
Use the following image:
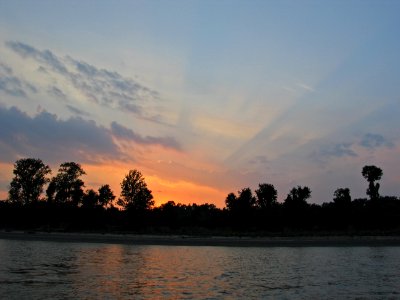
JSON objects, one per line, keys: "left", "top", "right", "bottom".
{"left": 2, "top": 159, "right": 400, "bottom": 239}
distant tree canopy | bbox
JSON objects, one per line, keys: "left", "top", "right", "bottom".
{"left": 8, "top": 158, "right": 51, "bottom": 205}
{"left": 255, "top": 183, "right": 278, "bottom": 210}
{"left": 118, "top": 169, "right": 154, "bottom": 211}
{"left": 362, "top": 165, "right": 383, "bottom": 200}
{"left": 284, "top": 186, "right": 311, "bottom": 209}
{"left": 46, "top": 162, "right": 86, "bottom": 206}
{"left": 82, "top": 185, "right": 116, "bottom": 209}
{"left": 5, "top": 158, "right": 400, "bottom": 235}
{"left": 225, "top": 187, "right": 256, "bottom": 213}
{"left": 98, "top": 184, "right": 115, "bottom": 208}
{"left": 333, "top": 188, "right": 352, "bottom": 208}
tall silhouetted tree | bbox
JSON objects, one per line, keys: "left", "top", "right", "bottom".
{"left": 255, "top": 183, "right": 278, "bottom": 210}
{"left": 98, "top": 184, "right": 115, "bottom": 208}
{"left": 118, "top": 170, "right": 154, "bottom": 211}
{"left": 284, "top": 186, "right": 311, "bottom": 209}
{"left": 47, "top": 162, "right": 86, "bottom": 206}
{"left": 8, "top": 158, "right": 51, "bottom": 205}
{"left": 362, "top": 165, "right": 383, "bottom": 200}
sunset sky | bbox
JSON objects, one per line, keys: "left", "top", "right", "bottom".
{"left": 1, "top": 0, "right": 400, "bottom": 207}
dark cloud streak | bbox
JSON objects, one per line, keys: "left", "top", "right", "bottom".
{"left": 111, "top": 121, "right": 181, "bottom": 150}
{"left": 359, "top": 133, "right": 394, "bottom": 150}
{"left": 310, "top": 142, "right": 357, "bottom": 165}
{"left": 66, "top": 105, "right": 91, "bottom": 117}
{"left": 0, "top": 61, "right": 37, "bottom": 97}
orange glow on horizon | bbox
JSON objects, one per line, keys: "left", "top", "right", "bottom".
{"left": 83, "top": 162, "right": 228, "bottom": 208}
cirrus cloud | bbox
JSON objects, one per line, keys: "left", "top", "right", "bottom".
{"left": 5, "top": 41, "right": 159, "bottom": 119}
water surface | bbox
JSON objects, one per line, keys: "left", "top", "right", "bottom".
{"left": 0, "top": 239, "right": 399, "bottom": 299}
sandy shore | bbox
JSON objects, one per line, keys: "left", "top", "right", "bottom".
{"left": 1, "top": 231, "right": 400, "bottom": 247}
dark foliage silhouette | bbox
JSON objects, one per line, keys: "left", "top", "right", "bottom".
{"left": 8, "top": 158, "right": 51, "bottom": 205}
{"left": 47, "top": 162, "right": 86, "bottom": 206}
{"left": 255, "top": 183, "right": 278, "bottom": 210}
{"left": 98, "top": 184, "right": 115, "bottom": 208}
{"left": 284, "top": 186, "right": 311, "bottom": 209}
{"left": 225, "top": 188, "right": 256, "bottom": 212}
{"left": 362, "top": 165, "right": 383, "bottom": 200}
{"left": 333, "top": 188, "right": 352, "bottom": 208}
{"left": 118, "top": 169, "right": 154, "bottom": 211}
{"left": 1, "top": 160, "right": 400, "bottom": 235}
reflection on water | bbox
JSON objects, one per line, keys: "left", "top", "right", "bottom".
{"left": 0, "top": 239, "right": 400, "bottom": 299}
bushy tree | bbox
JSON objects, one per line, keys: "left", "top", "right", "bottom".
{"left": 8, "top": 158, "right": 51, "bottom": 205}
{"left": 284, "top": 186, "right": 311, "bottom": 209}
{"left": 255, "top": 183, "right": 278, "bottom": 210}
{"left": 82, "top": 189, "right": 99, "bottom": 208}
{"left": 98, "top": 184, "right": 115, "bottom": 208}
{"left": 362, "top": 165, "right": 383, "bottom": 200}
{"left": 118, "top": 170, "right": 154, "bottom": 211}
{"left": 225, "top": 188, "right": 256, "bottom": 212}
{"left": 47, "top": 162, "right": 86, "bottom": 205}
{"left": 225, "top": 192, "right": 237, "bottom": 211}
{"left": 333, "top": 188, "right": 351, "bottom": 207}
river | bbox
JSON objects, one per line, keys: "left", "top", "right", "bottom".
{"left": 0, "top": 239, "right": 399, "bottom": 299}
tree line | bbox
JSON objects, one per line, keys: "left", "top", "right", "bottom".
{"left": 1, "top": 158, "right": 400, "bottom": 235}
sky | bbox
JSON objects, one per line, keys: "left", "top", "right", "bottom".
{"left": 0, "top": 0, "right": 399, "bottom": 207}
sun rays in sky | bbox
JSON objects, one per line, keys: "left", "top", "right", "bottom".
{"left": 0, "top": 1, "right": 400, "bottom": 207}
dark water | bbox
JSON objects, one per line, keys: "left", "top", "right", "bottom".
{"left": 0, "top": 239, "right": 399, "bottom": 299}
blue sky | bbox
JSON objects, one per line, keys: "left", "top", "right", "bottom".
{"left": 0, "top": 0, "right": 399, "bottom": 206}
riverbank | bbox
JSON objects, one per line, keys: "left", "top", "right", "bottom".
{"left": 1, "top": 231, "right": 400, "bottom": 247}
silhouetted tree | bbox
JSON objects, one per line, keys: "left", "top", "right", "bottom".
{"left": 8, "top": 158, "right": 51, "bottom": 205}
{"left": 225, "top": 193, "right": 237, "bottom": 211}
{"left": 284, "top": 186, "right": 311, "bottom": 209}
{"left": 333, "top": 188, "right": 351, "bottom": 208}
{"left": 118, "top": 170, "right": 154, "bottom": 211}
{"left": 47, "top": 162, "right": 86, "bottom": 206}
{"left": 82, "top": 189, "right": 99, "bottom": 208}
{"left": 362, "top": 165, "right": 383, "bottom": 200}
{"left": 225, "top": 188, "right": 256, "bottom": 212}
{"left": 98, "top": 184, "right": 115, "bottom": 208}
{"left": 255, "top": 183, "right": 278, "bottom": 210}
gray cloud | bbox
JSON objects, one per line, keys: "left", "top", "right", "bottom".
{"left": 6, "top": 41, "right": 159, "bottom": 119}
{"left": 47, "top": 86, "right": 67, "bottom": 99}
{"left": 6, "top": 41, "right": 68, "bottom": 74}
{"left": 0, "top": 105, "right": 123, "bottom": 164}
{"left": 0, "top": 62, "right": 37, "bottom": 97}
{"left": 111, "top": 121, "right": 181, "bottom": 150}
{"left": 359, "top": 133, "right": 394, "bottom": 150}
{"left": 311, "top": 142, "right": 357, "bottom": 164}
{"left": 66, "top": 105, "right": 91, "bottom": 117}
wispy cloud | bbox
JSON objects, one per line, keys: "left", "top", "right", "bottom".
{"left": 66, "top": 105, "right": 91, "bottom": 117}
{"left": 47, "top": 86, "right": 67, "bottom": 100}
{"left": 6, "top": 41, "right": 159, "bottom": 119}
{"left": 311, "top": 142, "right": 357, "bottom": 164}
{"left": 111, "top": 121, "right": 181, "bottom": 150}
{"left": 296, "top": 82, "right": 315, "bottom": 92}
{"left": 0, "top": 62, "right": 37, "bottom": 97}
{"left": 359, "top": 133, "right": 394, "bottom": 150}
